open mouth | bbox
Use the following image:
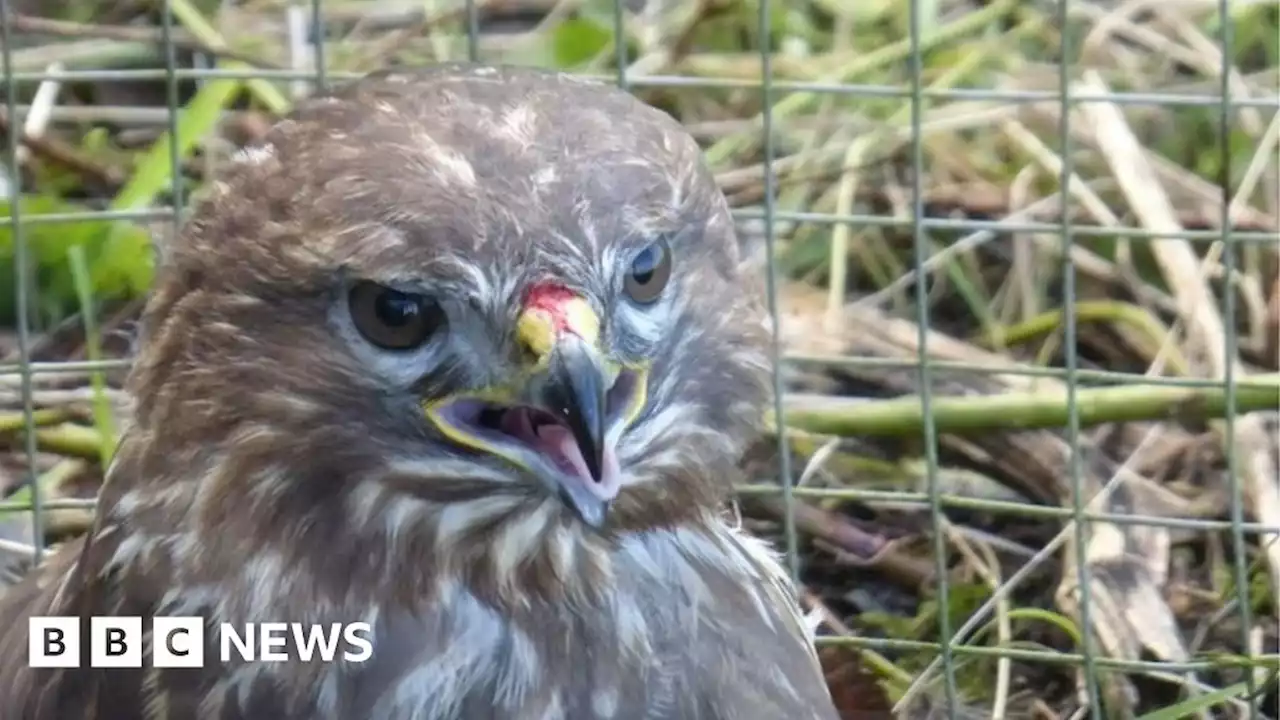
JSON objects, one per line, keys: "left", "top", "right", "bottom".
{"left": 454, "top": 403, "right": 593, "bottom": 479}
{"left": 429, "top": 370, "right": 644, "bottom": 487}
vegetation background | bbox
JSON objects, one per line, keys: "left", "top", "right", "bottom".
{"left": 1, "top": 0, "right": 1278, "bottom": 717}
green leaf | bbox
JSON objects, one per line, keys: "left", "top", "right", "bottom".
{"left": 0, "top": 195, "right": 154, "bottom": 326}
{"left": 552, "top": 17, "right": 613, "bottom": 68}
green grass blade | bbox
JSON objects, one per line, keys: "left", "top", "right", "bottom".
{"left": 1135, "top": 681, "right": 1258, "bottom": 720}
{"left": 168, "top": 0, "right": 290, "bottom": 115}
{"left": 66, "top": 246, "right": 117, "bottom": 466}
{"left": 109, "top": 77, "right": 243, "bottom": 213}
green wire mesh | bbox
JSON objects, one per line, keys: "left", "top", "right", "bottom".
{"left": 2, "top": 0, "right": 1279, "bottom": 717}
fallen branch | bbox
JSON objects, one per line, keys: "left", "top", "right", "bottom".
{"left": 779, "top": 376, "right": 1280, "bottom": 437}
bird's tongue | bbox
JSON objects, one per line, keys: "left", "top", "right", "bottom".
{"left": 503, "top": 410, "right": 594, "bottom": 482}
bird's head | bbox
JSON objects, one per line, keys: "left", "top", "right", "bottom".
{"left": 423, "top": 279, "right": 653, "bottom": 529}
{"left": 121, "top": 66, "right": 772, "bottom": 576}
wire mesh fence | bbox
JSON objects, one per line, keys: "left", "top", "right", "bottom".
{"left": 1, "top": 0, "right": 1278, "bottom": 717}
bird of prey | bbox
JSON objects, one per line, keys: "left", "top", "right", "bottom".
{"left": 0, "top": 64, "right": 841, "bottom": 720}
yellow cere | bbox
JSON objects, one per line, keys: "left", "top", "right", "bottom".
{"left": 515, "top": 296, "right": 602, "bottom": 368}
{"left": 515, "top": 308, "right": 558, "bottom": 364}
{"left": 559, "top": 297, "right": 602, "bottom": 347}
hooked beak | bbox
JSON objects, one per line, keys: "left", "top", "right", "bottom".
{"left": 541, "top": 336, "right": 608, "bottom": 491}
{"left": 424, "top": 292, "right": 647, "bottom": 528}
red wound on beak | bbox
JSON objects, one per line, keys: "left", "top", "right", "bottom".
{"left": 523, "top": 283, "right": 579, "bottom": 335}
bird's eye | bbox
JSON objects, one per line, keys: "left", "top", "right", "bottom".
{"left": 623, "top": 238, "right": 672, "bottom": 304}
{"left": 348, "top": 281, "right": 445, "bottom": 350}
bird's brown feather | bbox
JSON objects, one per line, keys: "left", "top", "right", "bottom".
{"left": 0, "top": 64, "right": 839, "bottom": 719}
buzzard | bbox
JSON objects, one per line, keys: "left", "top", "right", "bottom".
{"left": 0, "top": 64, "right": 841, "bottom": 719}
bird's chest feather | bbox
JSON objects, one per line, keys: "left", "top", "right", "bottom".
{"left": 24, "top": 520, "right": 829, "bottom": 720}
{"left": 206, "top": 527, "right": 826, "bottom": 720}
{"left": 339, "top": 586, "right": 692, "bottom": 720}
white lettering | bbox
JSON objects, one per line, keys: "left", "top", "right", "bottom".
{"left": 216, "top": 621, "right": 373, "bottom": 663}
{"left": 259, "top": 622, "right": 289, "bottom": 661}
{"left": 220, "top": 623, "right": 254, "bottom": 662}
{"left": 343, "top": 622, "right": 373, "bottom": 662}
{"left": 291, "top": 622, "right": 341, "bottom": 662}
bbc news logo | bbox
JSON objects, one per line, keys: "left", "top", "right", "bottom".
{"left": 29, "top": 617, "right": 373, "bottom": 668}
